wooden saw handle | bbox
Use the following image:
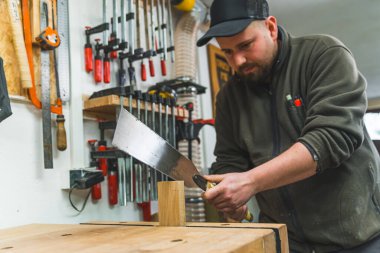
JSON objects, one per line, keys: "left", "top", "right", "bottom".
{"left": 56, "top": 114, "right": 67, "bottom": 151}
{"left": 6, "top": 0, "right": 33, "bottom": 88}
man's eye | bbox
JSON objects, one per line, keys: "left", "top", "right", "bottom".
{"left": 223, "top": 50, "right": 232, "bottom": 56}
{"left": 240, "top": 42, "right": 252, "bottom": 50}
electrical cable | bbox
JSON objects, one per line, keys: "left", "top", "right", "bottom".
{"left": 68, "top": 183, "right": 92, "bottom": 213}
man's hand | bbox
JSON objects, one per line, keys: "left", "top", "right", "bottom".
{"left": 224, "top": 205, "right": 251, "bottom": 222}
{"left": 203, "top": 142, "right": 317, "bottom": 216}
{"left": 202, "top": 172, "right": 256, "bottom": 213}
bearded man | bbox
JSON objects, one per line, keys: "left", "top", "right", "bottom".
{"left": 196, "top": 0, "right": 380, "bottom": 252}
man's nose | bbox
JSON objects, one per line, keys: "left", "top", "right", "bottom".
{"left": 232, "top": 52, "right": 246, "bottom": 68}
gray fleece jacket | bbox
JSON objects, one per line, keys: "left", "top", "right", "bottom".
{"left": 211, "top": 26, "right": 380, "bottom": 253}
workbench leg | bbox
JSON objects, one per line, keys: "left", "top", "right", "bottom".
{"left": 158, "top": 181, "right": 186, "bottom": 226}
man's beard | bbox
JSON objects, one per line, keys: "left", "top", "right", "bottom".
{"left": 237, "top": 61, "right": 272, "bottom": 86}
{"left": 236, "top": 47, "right": 277, "bottom": 86}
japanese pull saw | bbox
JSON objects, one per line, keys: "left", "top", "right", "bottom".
{"left": 112, "top": 108, "right": 253, "bottom": 222}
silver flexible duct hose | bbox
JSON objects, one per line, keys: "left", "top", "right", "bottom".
{"left": 174, "top": 11, "right": 205, "bottom": 222}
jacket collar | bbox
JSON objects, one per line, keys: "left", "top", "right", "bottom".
{"left": 271, "top": 26, "right": 290, "bottom": 74}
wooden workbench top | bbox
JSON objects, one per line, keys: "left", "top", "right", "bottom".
{"left": 0, "top": 222, "right": 288, "bottom": 253}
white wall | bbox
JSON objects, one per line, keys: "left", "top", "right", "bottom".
{"left": 0, "top": 0, "right": 179, "bottom": 229}
{"left": 269, "top": 0, "right": 380, "bottom": 99}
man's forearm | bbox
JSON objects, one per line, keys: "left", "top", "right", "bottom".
{"left": 248, "top": 142, "right": 317, "bottom": 194}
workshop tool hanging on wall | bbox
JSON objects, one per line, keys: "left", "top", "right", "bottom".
{"left": 166, "top": 0, "right": 175, "bottom": 63}
{"left": 149, "top": 0, "right": 156, "bottom": 77}
{"left": 117, "top": 0, "right": 129, "bottom": 91}
{"left": 0, "top": 58, "right": 12, "bottom": 123}
{"left": 98, "top": 125, "right": 109, "bottom": 176}
{"left": 94, "top": 39, "right": 103, "bottom": 83}
{"left": 102, "top": 0, "right": 118, "bottom": 83}
{"left": 109, "top": 0, "right": 119, "bottom": 60}
{"left": 135, "top": 91, "right": 151, "bottom": 203}
{"left": 183, "top": 102, "right": 193, "bottom": 160}
{"left": 142, "top": 93, "right": 152, "bottom": 202}
{"left": 21, "top": 0, "right": 67, "bottom": 152}
{"left": 127, "top": 0, "right": 136, "bottom": 92}
{"left": 102, "top": 0, "right": 108, "bottom": 50}
{"left": 113, "top": 109, "right": 253, "bottom": 222}
{"left": 170, "top": 97, "right": 177, "bottom": 147}
{"left": 140, "top": 0, "right": 147, "bottom": 81}
{"left": 37, "top": 0, "right": 54, "bottom": 168}
{"left": 56, "top": 0, "right": 70, "bottom": 101}
{"left": 176, "top": 103, "right": 215, "bottom": 160}
{"left": 84, "top": 26, "right": 93, "bottom": 73}
{"left": 152, "top": 77, "right": 206, "bottom": 95}
{"left": 108, "top": 159, "right": 118, "bottom": 205}
{"left": 21, "top": 0, "right": 39, "bottom": 107}
{"left": 134, "top": 90, "right": 144, "bottom": 203}
{"left": 35, "top": 0, "right": 67, "bottom": 152}
{"left": 150, "top": 93, "right": 158, "bottom": 200}
{"left": 160, "top": 0, "right": 168, "bottom": 65}
{"left": 143, "top": 0, "right": 155, "bottom": 77}
{"left": 5, "top": 0, "right": 33, "bottom": 89}
{"left": 51, "top": 1, "right": 67, "bottom": 151}
{"left": 155, "top": 0, "right": 166, "bottom": 76}
{"left": 135, "top": 0, "right": 146, "bottom": 81}
{"left": 88, "top": 139, "right": 102, "bottom": 200}
{"left": 84, "top": 24, "right": 109, "bottom": 73}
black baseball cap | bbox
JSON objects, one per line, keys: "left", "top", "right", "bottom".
{"left": 196, "top": 0, "right": 269, "bottom": 47}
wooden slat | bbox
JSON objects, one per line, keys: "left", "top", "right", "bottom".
{"left": 158, "top": 181, "right": 186, "bottom": 226}
{"left": 0, "top": 224, "right": 276, "bottom": 253}
{"left": 83, "top": 95, "right": 189, "bottom": 120}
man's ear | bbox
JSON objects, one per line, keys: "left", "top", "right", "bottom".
{"left": 265, "top": 16, "right": 278, "bottom": 41}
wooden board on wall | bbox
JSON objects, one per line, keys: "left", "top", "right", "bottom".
{"left": 0, "top": 0, "right": 24, "bottom": 96}
{"left": 0, "top": 0, "right": 57, "bottom": 103}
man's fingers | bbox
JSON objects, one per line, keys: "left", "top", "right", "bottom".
{"left": 203, "top": 174, "right": 225, "bottom": 183}
{"left": 202, "top": 183, "right": 221, "bottom": 201}
{"left": 214, "top": 199, "right": 239, "bottom": 210}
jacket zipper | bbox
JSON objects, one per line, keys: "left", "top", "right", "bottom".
{"left": 269, "top": 85, "right": 314, "bottom": 252}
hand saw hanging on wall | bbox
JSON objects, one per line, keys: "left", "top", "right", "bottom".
{"left": 19, "top": 0, "right": 67, "bottom": 152}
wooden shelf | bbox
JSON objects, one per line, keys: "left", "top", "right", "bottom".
{"left": 83, "top": 95, "right": 188, "bottom": 121}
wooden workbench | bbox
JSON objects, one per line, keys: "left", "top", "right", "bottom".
{"left": 0, "top": 221, "right": 288, "bottom": 253}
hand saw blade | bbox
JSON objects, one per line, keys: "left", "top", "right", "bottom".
{"left": 112, "top": 108, "right": 199, "bottom": 188}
